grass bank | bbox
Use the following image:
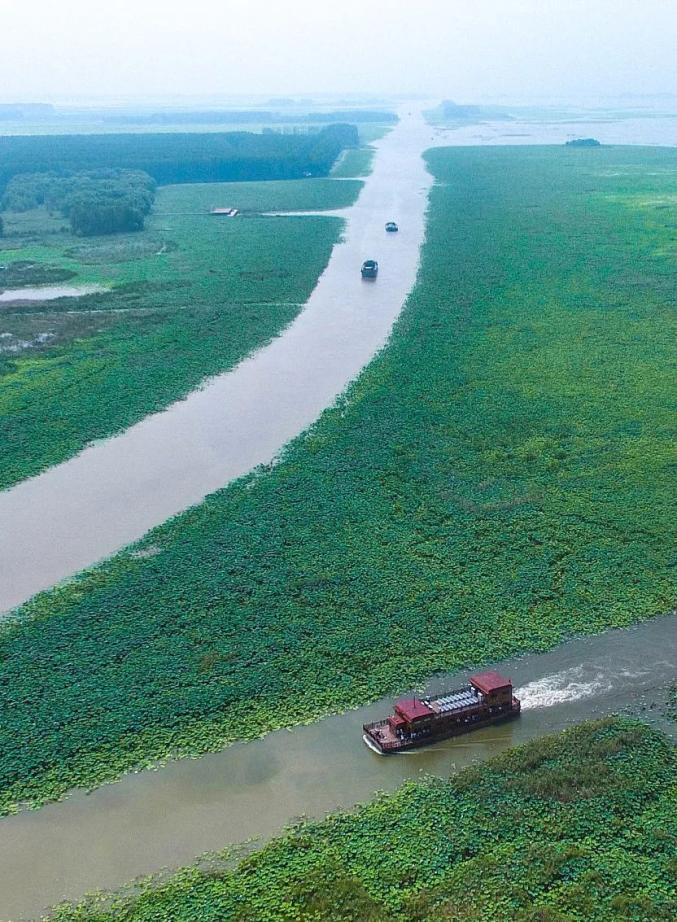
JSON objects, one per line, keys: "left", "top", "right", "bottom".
{"left": 49, "top": 719, "right": 676, "bottom": 921}
{"left": 1, "top": 145, "right": 675, "bottom": 813}
{"left": 331, "top": 146, "right": 376, "bottom": 178}
{"left": 0, "top": 178, "right": 362, "bottom": 488}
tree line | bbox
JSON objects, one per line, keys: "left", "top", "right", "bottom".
{"left": 105, "top": 109, "right": 397, "bottom": 126}
{"left": 0, "top": 124, "right": 359, "bottom": 191}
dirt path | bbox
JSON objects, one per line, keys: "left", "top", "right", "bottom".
{"left": 0, "top": 107, "right": 437, "bottom": 614}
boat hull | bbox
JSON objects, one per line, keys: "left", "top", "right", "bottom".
{"left": 363, "top": 704, "right": 520, "bottom": 755}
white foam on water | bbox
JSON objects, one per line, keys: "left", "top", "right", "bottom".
{"left": 516, "top": 665, "right": 612, "bottom": 710}
{"left": 618, "top": 668, "right": 650, "bottom": 680}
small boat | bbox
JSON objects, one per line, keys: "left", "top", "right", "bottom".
{"left": 361, "top": 259, "right": 378, "bottom": 279}
{"left": 385, "top": 221, "right": 399, "bottom": 232}
{"left": 363, "top": 670, "right": 520, "bottom": 754}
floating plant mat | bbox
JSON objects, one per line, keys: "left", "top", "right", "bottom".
{"left": 1, "top": 145, "right": 675, "bottom": 816}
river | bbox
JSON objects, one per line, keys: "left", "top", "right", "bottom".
{"left": 2, "top": 108, "right": 675, "bottom": 613}
{"left": 0, "top": 613, "right": 674, "bottom": 920}
{"left": 0, "top": 107, "right": 437, "bottom": 614}
{"left": 1, "top": 107, "right": 675, "bottom": 919}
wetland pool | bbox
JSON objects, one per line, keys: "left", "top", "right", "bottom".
{"left": 0, "top": 285, "right": 106, "bottom": 303}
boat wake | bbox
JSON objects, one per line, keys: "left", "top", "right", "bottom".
{"left": 515, "top": 666, "right": 612, "bottom": 710}
{"left": 362, "top": 733, "right": 385, "bottom": 755}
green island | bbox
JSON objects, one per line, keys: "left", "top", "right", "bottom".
{"left": 49, "top": 719, "right": 676, "bottom": 921}
{"left": 0, "top": 144, "right": 674, "bottom": 815}
{"left": 0, "top": 176, "right": 362, "bottom": 488}
{"left": 425, "top": 99, "right": 515, "bottom": 126}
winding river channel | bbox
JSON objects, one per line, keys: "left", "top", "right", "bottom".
{"left": 0, "top": 108, "right": 437, "bottom": 614}
{"left": 1, "top": 108, "right": 676, "bottom": 920}
{"left": 1, "top": 613, "right": 674, "bottom": 920}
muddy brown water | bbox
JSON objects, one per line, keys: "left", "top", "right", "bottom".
{"left": 0, "top": 107, "right": 437, "bottom": 614}
{"left": 0, "top": 613, "right": 674, "bottom": 921}
{"left": 1, "top": 110, "right": 674, "bottom": 613}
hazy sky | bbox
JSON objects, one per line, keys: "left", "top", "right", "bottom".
{"left": 2, "top": 0, "right": 677, "bottom": 102}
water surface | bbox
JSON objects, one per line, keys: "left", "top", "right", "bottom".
{"left": 0, "top": 285, "right": 106, "bottom": 303}
{"left": 0, "top": 108, "right": 436, "bottom": 613}
{"left": 436, "top": 113, "right": 677, "bottom": 146}
{"left": 0, "top": 613, "right": 673, "bottom": 920}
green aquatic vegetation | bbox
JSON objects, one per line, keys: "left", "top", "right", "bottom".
{"left": 48, "top": 720, "right": 677, "bottom": 921}
{"left": 0, "top": 260, "right": 76, "bottom": 287}
{"left": 0, "top": 176, "right": 362, "bottom": 488}
{"left": 358, "top": 124, "right": 396, "bottom": 143}
{"left": 153, "top": 176, "right": 362, "bottom": 214}
{"left": 1, "top": 145, "right": 676, "bottom": 813}
{"left": 331, "top": 146, "right": 375, "bottom": 178}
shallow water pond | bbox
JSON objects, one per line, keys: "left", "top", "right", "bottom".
{"left": 0, "top": 284, "right": 106, "bottom": 303}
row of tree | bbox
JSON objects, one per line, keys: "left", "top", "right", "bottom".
{"left": 105, "top": 109, "right": 397, "bottom": 126}
{"left": 0, "top": 124, "right": 359, "bottom": 190}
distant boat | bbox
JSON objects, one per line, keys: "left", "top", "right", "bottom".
{"left": 361, "top": 259, "right": 378, "bottom": 279}
{"left": 363, "top": 670, "right": 521, "bottom": 754}
{"left": 210, "top": 207, "right": 239, "bottom": 216}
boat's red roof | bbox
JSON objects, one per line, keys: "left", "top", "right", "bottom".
{"left": 470, "top": 671, "right": 512, "bottom": 694}
{"left": 395, "top": 698, "right": 433, "bottom": 722}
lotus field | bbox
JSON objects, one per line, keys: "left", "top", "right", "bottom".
{"left": 0, "top": 145, "right": 675, "bottom": 815}
{"left": 49, "top": 720, "right": 677, "bottom": 921}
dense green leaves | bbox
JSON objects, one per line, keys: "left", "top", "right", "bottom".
{"left": 1, "top": 146, "right": 675, "bottom": 814}
{"left": 0, "top": 125, "right": 359, "bottom": 191}
{"left": 331, "top": 146, "right": 375, "bottom": 178}
{"left": 49, "top": 720, "right": 677, "bottom": 921}
{"left": 2, "top": 170, "right": 156, "bottom": 228}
